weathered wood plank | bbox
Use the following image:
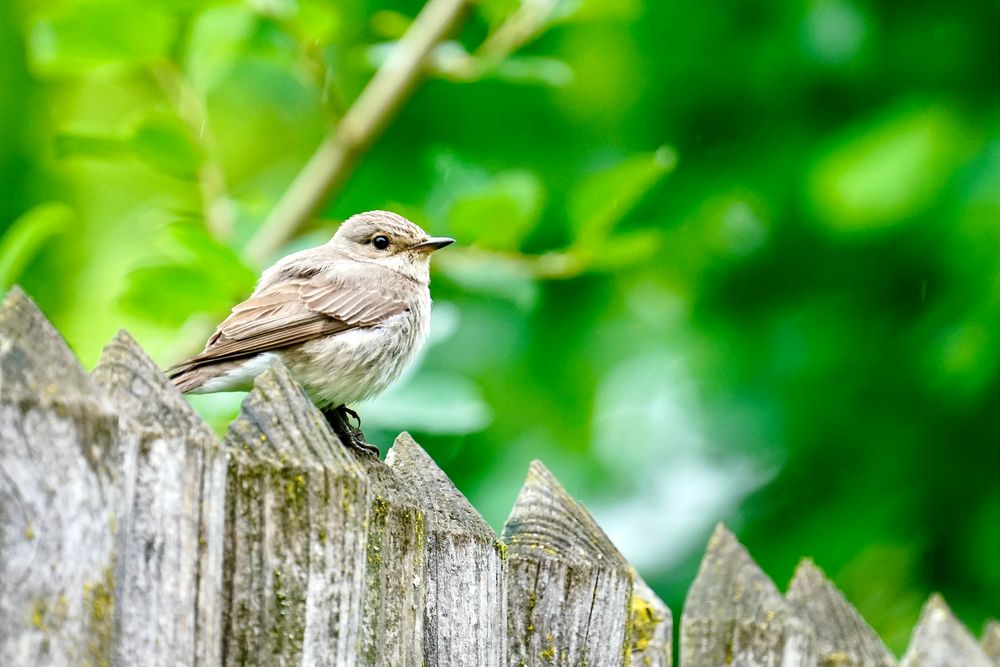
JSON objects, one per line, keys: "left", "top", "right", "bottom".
{"left": 786, "top": 558, "right": 896, "bottom": 666}
{"left": 221, "top": 360, "right": 425, "bottom": 666}
{"left": 900, "top": 595, "right": 994, "bottom": 667}
{"left": 92, "top": 330, "right": 226, "bottom": 666}
{"left": 502, "top": 460, "right": 634, "bottom": 667}
{"left": 681, "top": 523, "right": 816, "bottom": 667}
{"left": 0, "top": 287, "right": 118, "bottom": 666}
{"left": 353, "top": 448, "right": 426, "bottom": 667}
{"left": 629, "top": 571, "right": 672, "bottom": 667}
{"left": 982, "top": 620, "right": 1000, "bottom": 664}
{"left": 386, "top": 432, "right": 507, "bottom": 667}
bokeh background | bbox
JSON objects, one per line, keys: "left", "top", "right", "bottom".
{"left": 3, "top": 0, "right": 1000, "bottom": 652}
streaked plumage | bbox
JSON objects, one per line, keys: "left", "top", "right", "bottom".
{"left": 168, "top": 211, "right": 452, "bottom": 411}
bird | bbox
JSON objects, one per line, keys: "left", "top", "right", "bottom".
{"left": 167, "top": 210, "right": 454, "bottom": 455}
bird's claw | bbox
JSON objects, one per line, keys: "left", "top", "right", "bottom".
{"left": 322, "top": 405, "right": 380, "bottom": 458}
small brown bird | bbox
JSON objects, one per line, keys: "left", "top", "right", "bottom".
{"left": 167, "top": 210, "right": 453, "bottom": 454}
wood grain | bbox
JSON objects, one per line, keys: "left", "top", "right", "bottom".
{"left": 502, "top": 460, "right": 633, "bottom": 667}
{"left": 386, "top": 432, "right": 507, "bottom": 667}
{"left": 92, "top": 330, "right": 226, "bottom": 666}
{"left": 0, "top": 287, "right": 118, "bottom": 666}
{"left": 681, "top": 523, "right": 816, "bottom": 667}
{"left": 786, "top": 558, "right": 896, "bottom": 666}
{"left": 900, "top": 595, "right": 994, "bottom": 667}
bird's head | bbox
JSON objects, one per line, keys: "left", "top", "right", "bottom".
{"left": 329, "top": 210, "right": 454, "bottom": 283}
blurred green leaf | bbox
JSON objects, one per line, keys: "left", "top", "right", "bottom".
{"left": 569, "top": 146, "right": 677, "bottom": 244}
{"left": 120, "top": 264, "right": 236, "bottom": 326}
{"left": 165, "top": 220, "right": 257, "bottom": 295}
{"left": 370, "top": 10, "right": 411, "bottom": 40}
{"left": 586, "top": 229, "right": 662, "bottom": 271}
{"left": 449, "top": 170, "right": 544, "bottom": 251}
{"left": 553, "top": 0, "right": 642, "bottom": 24}
{"left": 129, "top": 116, "right": 202, "bottom": 180}
{"left": 493, "top": 56, "right": 573, "bottom": 87}
{"left": 437, "top": 253, "right": 539, "bottom": 309}
{"left": 53, "top": 116, "right": 202, "bottom": 179}
{"left": 53, "top": 133, "right": 129, "bottom": 159}
{"left": 184, "top": 5, "right": 257, "bottom": 94}
{"left": 364, "top": 371, "right": 492, "bottom": 435}
{"left": 807, "top": 103, "right": 971, "bottom": 234}
{"left": 28, "top": 0, "right": 176, "bottom": 77}
{"left": 0, "top": 203, "right": 73, "bottom": 289}
{"left": 478, "top": 0, "right": 519, "bottom": 28}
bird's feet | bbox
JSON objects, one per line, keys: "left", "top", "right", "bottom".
{"left": 322, "top": 405, "right": 379, "bottom": 458}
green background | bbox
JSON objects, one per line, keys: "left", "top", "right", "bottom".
{"left": 3, "top": 0, "right": 999, "bottom": 652}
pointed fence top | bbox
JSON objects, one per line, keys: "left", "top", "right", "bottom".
{"left": 787, "top": 557, "right": 896, "bottom": 666}
{"left": 502, "top": 459, "right": 628, "bottom": 567}
{"left": 92, "top": 329, "right": 215, "bottom": 440}
{"left": 684, "top": 523, "right": 792, "bottom": 624}
{"left": 982, "top": 619, "right": 1000, "bottom": 663}
{"left": 0, "top": 286, "right": 104, "bottom": 403}
{"left": 386, "top": 432, "right": 497, "bottom": 543}
{"left": 901, "top": 595, "right": 994, "bottom": 667}
{"left": 224, "top": 359, "right": 362, "bottom": 473}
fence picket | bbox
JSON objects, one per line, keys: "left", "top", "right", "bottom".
{"left": 386, "top": 432, "right": 507, "bottom": 666}
{"left": 502, "top": 460, "right": 634, "bottom": 667}
{"left": 681, "top": 523, "right": 817, "bottom": 666}
{"left": 0, "top": 288, "right": 118, "bottom": 666}
{"left": 900, "top": 595, "right": 994, "bottom": 667}
{"left": 786, "top": 558, "right": 896, "bottom": 666}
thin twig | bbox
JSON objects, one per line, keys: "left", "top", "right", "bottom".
{"left": 243, "top": 0, "right": 471, "bottom": 266}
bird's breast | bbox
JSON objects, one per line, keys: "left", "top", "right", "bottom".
{"left": 282, "top": 291, "right": 431, "bottom": 408}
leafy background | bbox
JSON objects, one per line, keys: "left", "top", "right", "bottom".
{"left": 3, "top": 0, "right": 1000, "bottom": 652}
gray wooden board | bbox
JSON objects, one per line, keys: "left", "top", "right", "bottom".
{"left": 221, "top": 360, "right": 425, "bottom": 666}
{"left": 900, "top": 595, "right": 994, "bottom": 667}
{"left": 786, "top": 558, "right": 896, "bottom": 666}
{"left": 629, "top": 571, "right": 672, "bottom": 667}
{"left": 92, "top": 330, "right": 226, "bottom": 666}
{"left": 681, "top": 523, "right": 816, "bottom": 667}
{"left": 982, "top": 620, "right": 1000, "bottom": 665}
{"left": 0, "top": 287, "right": 118, "bottom": 666}
{"left": 502, "top": 460, "right": 633, "bottom": 667}
{"left": 386, "top": 432, "right": 507, "bottom": 667}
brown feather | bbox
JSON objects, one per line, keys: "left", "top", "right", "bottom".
{"left": 167, "top": 267, "right": 410, "bottom": 381}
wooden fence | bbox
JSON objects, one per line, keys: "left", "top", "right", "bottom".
{"left": 0, "top": 285, "right": 997, "bottom": 667}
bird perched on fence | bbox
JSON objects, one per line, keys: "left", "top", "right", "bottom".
{"left": 167, "top": 210, "right": 454, "bottom": 456}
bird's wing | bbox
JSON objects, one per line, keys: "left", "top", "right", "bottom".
{"left": 167, "top": 272, "right": 408, "bottom": 375}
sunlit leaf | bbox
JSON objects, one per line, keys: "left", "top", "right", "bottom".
{"left": 53, "top": 133, "right": 129, "bottom": 160}
{"left": 129, "top": 116, "right": 202, "bottom": 180}
{"left": 121, "top": 264, "right": 236, "bottom": 326}
{"left": 478, "top": 0, "right": 519, "bottom": 28}
{"left": 184, "top": 5, "right": 258, "bottom": 94}
{"left": 0, "top": 203, "right": 73, "bottom": 289}
{"left": 494, "top": 56, "right": 573, "bottom": 87}
{"left": 28, "top": 0, "right": 176, "bottom": 77}
{"left": 370, "top": 10, "right": 411, "bottom": 39}
{"left": 436, "top": 252, "right": 539, "bottom": 309}
{"left": 363, "top": 371, "right": 492, "bottom": 435}
{"left": 165, "top": 220, "right": 257, "bottom": 295}
{"left": 552, "top": 0, "right": 642, "bottom": 24}
{"left": 569, "top": 146, "right": 677, "bottom": 243}
{"left": 585, "top": 229, "right": 662, "bottom": 271}
{"left": 449, "top": 170, "right": 544, "bottom": 251}
{"left": 807, "top": 103, "right": 971, "bottom": 234}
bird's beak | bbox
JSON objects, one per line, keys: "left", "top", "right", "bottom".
{"left": 412, "top": 236, "right": 455, "bottom": 253}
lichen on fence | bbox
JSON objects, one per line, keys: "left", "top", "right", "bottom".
{"left": 1, "top": 286, "right": 997, "bottom": 667}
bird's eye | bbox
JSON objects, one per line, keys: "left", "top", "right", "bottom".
{"left": 371, "top": 235, "right": 390, "bottom": 250}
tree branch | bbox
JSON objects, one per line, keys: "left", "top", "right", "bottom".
{"left": 243, "top": 0, "right": 471, "bottom": 266}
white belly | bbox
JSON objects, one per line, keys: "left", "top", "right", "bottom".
{"left": 281, "top": 308, "right": 428, "bottom": 408}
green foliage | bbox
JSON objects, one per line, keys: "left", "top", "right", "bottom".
{"left": 5, "top": 0, "right": 1000, "bottom": 652}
